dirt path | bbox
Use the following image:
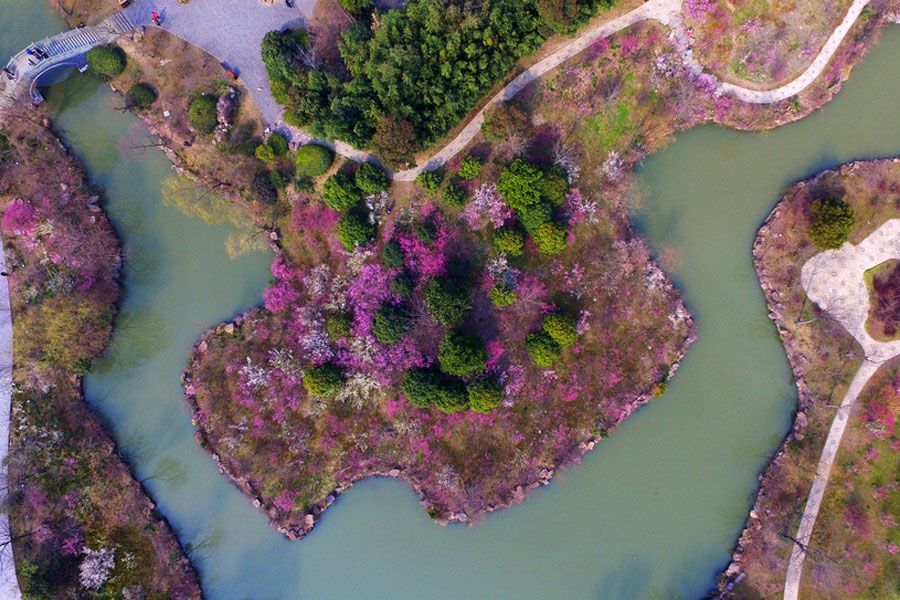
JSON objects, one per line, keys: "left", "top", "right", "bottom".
{"left": 785, "top": 219, "right": 900, "bottom": 600}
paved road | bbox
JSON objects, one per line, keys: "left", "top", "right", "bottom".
{"left": 0, "top": 245, "right": 19, "bottom": 599}
{"left": 720, "top": 0, "right": 872, "bottom": 103}
{"left": 786, "top": 218, "right": 900, "bottom": 600}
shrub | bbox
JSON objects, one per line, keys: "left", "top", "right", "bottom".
{"left": 255, "top": 144, "right": 276, "bottom": 162}
{"left": 372, "top": 115, "right": 419, "bottom": 169}
{"left": 391, "top": 272, "right": 414, "bottom": 297}
{"left": 807, "top": 197, "right": 855, "bottom": 249}
{"left": 497, "top": 159, "right": 544, "bottom": 212}
{"left": 326, "top": 312, "right": 353, "bottom": 340}
{"left": 423, "top": 277, "right": 472, "bottom": 326}
{"left": 482, "top": 102, "right": 529, "bottom": 142}
{"left": 303, "top": 363, "right": 345, "bottom": 397}
{"left": 468, "top": 379, "right": 503, "bottom": 413}
{"left": 251, "top": 171, "right": 278, "bottom": 203}
{"left": 458, "top": 156, "right": 483, "bottom": 180}
{"left": 542, "top": 312, "right": 577, "bottom": 347}
{"left": 435, "top": 378, "right": 469, "bottom": 414}
{"left": 269, "top": 169, "right": 290, "bottom": 190}
{"left": 438, "top": 329, "right": 488, "bottom": 377}
{"left": 382, "top": 239, "right": 405, "bottom": 268}
{"left": 295, "top": 144, "right": 334, "bottom": 177}
{"left": 492, "top": 226, "right": 525, "bottom": 256}
{"left": 415, "top": 221, "right": 438, "bottom": 245}
{"left": 541, "top": 172, "right": 569, "bottom": 206}
{"left": 338, "top": 0, "right": 373, "bottom": 17}
{"left": 267, "top": 132, "right": 289, "bottom": 156}
{"left": 322, "top": 171, "right": 362, "bottom": 211}
{"left": 188, "top": 94, "right": 219, "bottom": 135}
{"left": 517, "top": 200, "right": 553, "bottom": 233}
{"left": 489, "top": 283, "right": 517, "bottom": 307}
{"left": 86, "top": 45, "right": 125, "bottom": 78}
{"left": 442, "top": 183, "right": 468, "bottom": 208}
{"left": 372, "top": 303, "right": 411, "bottom": 344}
{"left": 126, "top": 83, "right": 156, "bottom": 109}
{"left": 401, "top": 368, "right": 444, "bottom": 408}
{"left": 337, "top": 211, "right": 376, "bottom": 250}
{"left": 525, "top": 331, "right": 562, "bottom": 366}
{"left": 533, "top": 221, "right": 567, "bottom": 254}
{"left": 0, "top": 132, "right": 12, "bottom": 166}
{"left": 355, "top": 162, "right": 390, "bottom": 195}
{"left": 416, "top": 170, "right": 443, "bottom": 195}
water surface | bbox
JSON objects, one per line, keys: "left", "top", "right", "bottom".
{"left": 4, "top": 2, "right": 900, "bottom": 598}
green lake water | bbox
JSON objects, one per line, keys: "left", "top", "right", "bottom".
{"left": 4, "top": 2, "right": 900, "bottom": 597}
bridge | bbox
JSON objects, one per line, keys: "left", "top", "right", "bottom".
{"left": 1, "top": 8, "right": 141, "bottom": 108}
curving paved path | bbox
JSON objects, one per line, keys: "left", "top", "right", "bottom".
{"left": 0, "top": 245, "right": 19, "bottom": 599}
{"left": 719, "top": 0, "right": 871, "bottom": 104}
{"left": 2, "top": 0, "right": 872, "bottom": 174}
{"left": 785, "top": 219, "right": 900, "bottom": 600}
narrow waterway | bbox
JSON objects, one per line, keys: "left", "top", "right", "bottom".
{"left": 4, "top": 2, "right": 900, "bottom": 597}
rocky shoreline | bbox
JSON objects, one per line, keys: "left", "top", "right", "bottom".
{"left": 712, "top": 158, "right": 900, "bottom": 596}
{"left": 182, "top": 248, "right": 696, "bottom": 540}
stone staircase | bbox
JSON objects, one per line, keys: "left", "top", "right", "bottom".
{"left": 1, "top": 8, "right": 138, "bottom": 108}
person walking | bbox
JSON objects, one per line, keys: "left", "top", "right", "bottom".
{"left": 151, "top": 11, "right": 161, "bottom": 26}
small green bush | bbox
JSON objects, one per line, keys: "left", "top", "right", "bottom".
{"left": 372, "top": 303, "right": 411, "bottom": 344}
{"left": 435, "top": 378, "right": 469, "bottom": 414}
{"left": 322, "top": 171, "right": 362, "bottom": 211}
{"left": 269, "top": 169, "right": 290, "bottom": 190}
{"left": 415, "top": 221, "right": 438, "bottom": 245}
{"left": 255, "top": 144, "right": 276, "bottom": 162}
{"left": 525, "top": 331, "right": 561, "bottom": 367}
{"left": 326, "top": 312, "right": 354, "bottom": 340}
{"left": 86, "top": 45, "right": 125, "bottom": 78}
{"left": 492, "top": 226, "right": 525, "bottom": 256}
{"left": 295, "top": 144, "right": 334, "bottom": 177}
{"left": 807, "top": 196, "right": 855, "bottom": 250}
{"left": 497, "top": 159, "right": 544, "bottom": 212}
{"left": 267, "top": 132, "right": 289, "bottom": 156}
{"left": 126, "top": 83, "right": 156, "bottom": 109}
{"left": 355, "top": 162, "right": 390, "bottom": 195}
{"left": 442, "top": 183, "right": 468, "bottom": 208}
{"left": 391, "top": 272, "right": 414, "bottom": 297}
{"left": 489, "top": 283, "right": 517, "bottom": 307}
{"left": 401, "top": 368, "right": 444, "bottom": 408}
{"left": 424, "top": 277, "right": 472, "bottom": 326}
{"left": 303, "top": 363, "right": 345, "bottom": 397}
{"left": 438, "top": 329, "right": 488, "bottom": 377}
{"left": 541, "top": 172, "right": 569, "bottom": 206}
{"left": 337, "top": 211, "right": 376, "bottom": 251}
{"left": 517, "top": 200, "right": 553, "bottom": 233}
{"left": 458, "top": 156, "right": 483, "bottom": 180}
{"left": 382, "top": 239, "right": 405, "bottom": 268}
{"left": 337, "top": 0, "right": 373, "bottom": 17}
{"left": 0, "top": 132, "right": 13, "bottom": 166}
{"left": 251, "top": 171, "right": 277, "bottom": 203}
{"left": 188, "top": 94, "right": 219, "bottom": 135}
{"left": 468, "top": 379, "right": 503, "bottom": 413}
{"left": 542, "top": 312, "right": 577, "bottom": 347}
{"left": 416, "top": 170, "right": 443, "bottom": 194}
{"left": 533, "top": 221, "right": 567, "bottom": 255}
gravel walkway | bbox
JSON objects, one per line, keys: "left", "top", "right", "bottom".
{"left": 785, "top": 219, "right": 900, "bottom": 600}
